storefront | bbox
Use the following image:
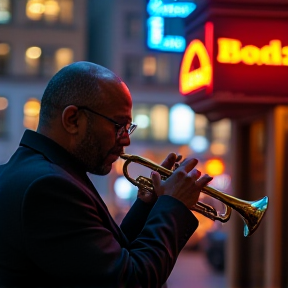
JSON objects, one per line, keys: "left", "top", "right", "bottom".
{"left": 179, "top": 1, "right": 288, "bottom": 287}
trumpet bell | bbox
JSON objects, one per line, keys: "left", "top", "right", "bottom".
{"left": 242, "top": 196, "right": 269, "bottom": 237}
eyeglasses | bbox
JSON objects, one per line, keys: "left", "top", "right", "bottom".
{"left": 77, "top": 106, "right": 137, "bottom": 137}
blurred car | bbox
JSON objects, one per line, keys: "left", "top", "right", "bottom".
{"left": 202, "top": 230, "right": 227, "bottom": 272}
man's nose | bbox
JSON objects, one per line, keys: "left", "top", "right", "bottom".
{"left": 117, "top": 132, "right": 130, "bottom": 146}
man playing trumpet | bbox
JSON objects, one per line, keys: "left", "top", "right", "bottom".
{"left": 0, "top": 61, "right": 213, "bottom": 288}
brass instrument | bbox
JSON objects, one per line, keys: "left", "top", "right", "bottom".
{"left": 120, "top": 153, "right": 269, "bottom": 237}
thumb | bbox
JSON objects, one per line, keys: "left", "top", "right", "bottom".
{"left": 151, "top": 171, "right": 163, "bottom": 196}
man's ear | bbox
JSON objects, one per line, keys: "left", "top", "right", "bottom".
{"left": 61, "top": 105, "right": 81, "bottom": 134}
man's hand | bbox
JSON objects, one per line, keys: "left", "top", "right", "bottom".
{"left": 137, "top": 153, "right": 182, "bottom": 204}
{"left": 151, "top": 157, "right": 213, "bottom": 210}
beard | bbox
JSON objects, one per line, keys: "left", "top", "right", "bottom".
{"left": 71, "top": 119, "right": 113, "bottom": 175}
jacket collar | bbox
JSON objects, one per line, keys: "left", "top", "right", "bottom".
{"left": 20, "top": 129, "right": 87, "bottom": 179}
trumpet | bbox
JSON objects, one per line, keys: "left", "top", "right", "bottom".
{"left": 120, "top": 153, "right": 269, "bottom": 237}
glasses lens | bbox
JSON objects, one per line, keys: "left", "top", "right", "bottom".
{"left": 116, "top": 123, "right": 137, "bottom": 137}
{"left": 128, "top": 123, "right": 137, "bottom": 135}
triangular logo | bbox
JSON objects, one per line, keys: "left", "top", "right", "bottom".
{"left": 179, "top": 39, "right": 212, "bottom": 95}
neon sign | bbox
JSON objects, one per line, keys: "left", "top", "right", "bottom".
{"left": 217, "top": 38, "right": 288, "bottom": 66}
{"left": 179, "top": 40, "right": 212, "bottom": 94}
{"left": 179, "top": 21, "right": 288, "bottom": 95}
{"left": 146, "top": 0, "right": 196, "bottom": 52}
{"left": 179, "top": 22, "right": 213, "bottom": 95}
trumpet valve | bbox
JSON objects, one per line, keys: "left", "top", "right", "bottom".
{"left": 136, "top": 176, "right": 154, "bottom": 192}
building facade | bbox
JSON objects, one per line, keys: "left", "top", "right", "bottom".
{"left": 0, "top": 0, "right": 87, "bottom": 162}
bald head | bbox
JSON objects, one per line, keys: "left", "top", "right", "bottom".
{"left": 38, "top": 61, "right": 129, "bottom": 130}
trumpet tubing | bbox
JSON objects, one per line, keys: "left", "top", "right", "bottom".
{"left": 120, "top": 153, "right": 269, "bottom": 237}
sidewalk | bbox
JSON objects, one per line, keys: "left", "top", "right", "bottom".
{"left": 166, "top": 250, "right": 227, "bottom": 288}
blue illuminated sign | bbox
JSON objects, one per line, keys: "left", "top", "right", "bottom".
{"left": 146, "top": 0, "right": 196, "bottom": 52}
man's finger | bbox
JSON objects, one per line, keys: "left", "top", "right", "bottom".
{"left": 175, "top": 155, "right": 182, "bottom": 162}
{"left": 160, "top": 153, "right": 177, "bottom": 169}
{"left": 196, "top": 174, "right": 213, "bottom": 187}
{"left": 151, "top": 171, "right": 163, "bottom": 195}
{"left": 179, "top": 157, "right": 199, "bottom": 173}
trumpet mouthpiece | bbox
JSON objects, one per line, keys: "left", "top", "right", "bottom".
{"left": 120, "top": 153, "right": 131, "bottom": 160}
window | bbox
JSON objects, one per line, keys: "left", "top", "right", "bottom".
{"left": 23, "top": 98, "right": 40, "bottom": 131}
{"left": 131, "top": 104, "right": 169, "bottom": 141}
{"left": 54, "top": 48, "right": 73, "bottom": 71}
{"left": 123, "top": 55, "right": 142, "bottom": 83}
{"left": 142, "top": 56, "right": 156, "bottom": 77}
{"left": 26, "top": 0, "right": 73, "bottom": 24}
{"left": 150, "top": 105, "right": 169, "bottom": 140}
{"left": 210, "top": 119, "right": 231, "bottom": 156}
{"left": 0, "top": 96, "right": 8, "bottom": 137}
{"left": 25, "top": 46, "right": 73, "bottom": 76}
{"left": 0, "top": 42, "right": 10, "bottom": 75}
{"left": 123, "top": 53, "right": 180, "bottom": 85}
{"left": 124, "top": 12, "right": 142, "bottom": 40}
{"left": 132, "top": 105, "right": 150, "bottom": 140}
{"left": 0, "top": 0, "right": 11, "bottom": 24}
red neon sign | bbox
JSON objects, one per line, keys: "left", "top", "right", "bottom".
{"left": 217, "top": 38, "right": 288, "bottom": 66}
{"left": 179, "top": 22, "right": 288, "bottom": 95}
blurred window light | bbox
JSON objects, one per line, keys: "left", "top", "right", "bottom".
{"left": 0, "top": 43, "right": 9, "bottom": 55}
{"left": 131, "top": 104, "right": 170, "bottom": 141}
{"left": 132, "top": 105, "right": 150, "bottom": 139}
{"left": 169, "top": 103, "right": 194, "bottom": 144}
{"left": 195, "top": 114, "right": 208, "bottom": 136}
{"left": 204, "top": 158, "right": 225, "bottom": 176}
{"left": 26, "top": 0, "right": 45, "bottom": 20}
{"left": 58, "top": 0, "right": 73, "bottom": 24}
{"left": 114, "top": 176, "right": 136, "bottom": 200}
{"left": 26, "top": 46, "right": 42, "bottom": 59}
{"left": 26, "top": 0, "right": 73, "bottom": 24}
{"left": 211, "top": 118, "right": 231, "bottom": 142}
{"left": 210, "top": 141, "right": 228, "bottom": 156}
{"left": 24, "top": 98, "right": 40, "bottom": 117}
{"left": 143, "top": 56, "right": 157, "bottom": 76}
{"left": 189, "top": 135, "right": 209, "bottom": 153}
{"left": 0, "top": 0, "right": 11, "bottom": 24}
{"left": 135, "top": 114, "right": 150, "bottom": 129}
{"left": 55, "top": 48, "right": 73, "bottom": 71}
{"left": 124, "top": 54, "right": 174, "bottom": 85}
{"left": 151, "top": 104, "right": 169, "bottom": 140}
{"left": 25, "top": 46, "right": 74, "bottom": 76}
{"left": 23, "top": 98, "right": 40, "bottom": 130}
{"left": 0, "top": 96, "right": 8, "bottom": 137}
{"left": 44, "top": 0, "right": 60, "bottom": 22}
{"left": 0, "top": 97, "right": 8, "bottom": 110}
{"left": 209, "top": 173, "right": 231, "bottom": 191}
{"left": 25, "top": 46, "right": 42, "bottom": 75}
{"left": 0, "top": 42, "right": 10, "bottom": 75}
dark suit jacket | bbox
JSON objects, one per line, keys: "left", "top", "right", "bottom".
{"left": 0, "top": 130, "right": 198, "bottom": 288}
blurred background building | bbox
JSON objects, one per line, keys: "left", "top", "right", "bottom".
{"left": 0, "top": 0, "right": 231, "bottom": 239}
{"left": 4, "top": 0, "right": 285, "bottom": 287}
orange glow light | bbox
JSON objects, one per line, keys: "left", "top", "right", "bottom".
{"left": 217, "top": 38, "right": 288, "bottom": 66}
{"left": 204, "top": 159, "right": 225, "bottom": 176}
{"left": 179, "top": 39, "right": 212, "bottom": 95}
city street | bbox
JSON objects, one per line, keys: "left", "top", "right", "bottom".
{"left": 167, "top": 250, "right": 227, "bottom": 288}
